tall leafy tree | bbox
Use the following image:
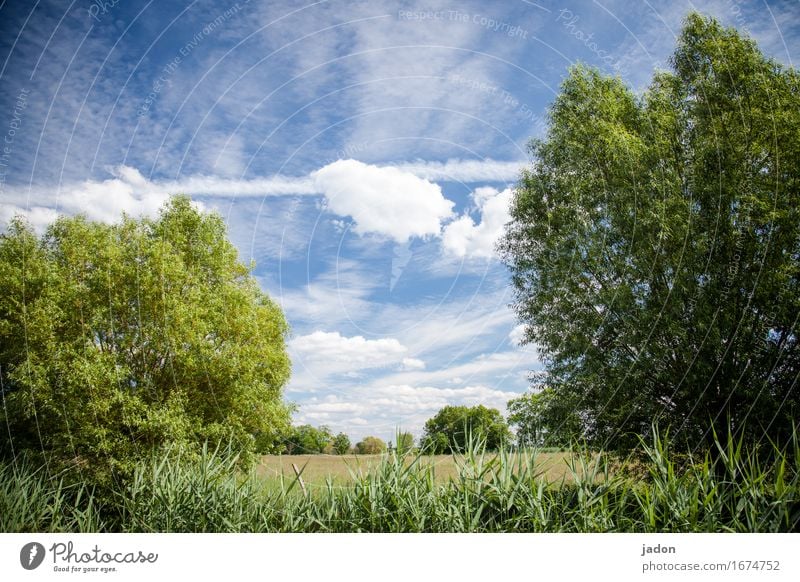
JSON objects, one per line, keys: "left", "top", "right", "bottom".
{"left": 507, "top": 384, "right": 581, "bottom": 448}
{"left": 501, "top": 14, "right": 799, "bottom": 450}
{"left": 0, "top": 196, "right": 293, "bottom": 482}
{"left": 420, "top": 405, "right": 510, "bottom": 453}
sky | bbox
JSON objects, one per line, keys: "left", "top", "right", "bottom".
{"left": 1, "top": 0, "right": 798, "bottom": 444}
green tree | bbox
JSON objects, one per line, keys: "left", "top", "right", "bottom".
{"left": 0, "top": 196, "right": 293, "bottom": 483}
{"left": 500, "top": 14, "right": 800, "bottom": 451}
{"left": 507, "top": 383, "right": 581, "bottom": 448}
{"left": 355, "top": 436, "right": 386, "bottom": 455}
{"left": 420, "top": 405, "right": 510, "bottom": 454}
{"left": 332, "top": 432, "right": 351, "bottom": 455}
{"left": 283, "top": 425, "right": 332, "bottom": 454}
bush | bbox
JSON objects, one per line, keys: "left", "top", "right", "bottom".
{"left": 355, "top": 436, "right": 386, "bottom": 455}
{"left": 0, "top": 196, "right": 292, "bottom": 484}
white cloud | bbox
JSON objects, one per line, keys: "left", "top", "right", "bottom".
{"left": 369, "top": 384, "right": 519, "bottom": 415}
{"left": 0, "top": 205, "right": 60, "bottom": 233}
{"left": 0, "top": 168, "right": 194, "bottom": 228}
{"left": 294, "top": 383, "right": 522, "bottom": 440}
{"left": 289, "top": 330, "right": 408, "bottom": 369}
{"left": 375, "top": 351, "right": 538, "bottom": 390}
{"left": 312, "top": 159, "right": 454, "bottom": 243}
{"left": 164, "top": 174, "right": 316, "bottom": 197}
{"left": 2, "top": 159, "right": 519, "bottom": 236}
{"left": 392, "top": 159, "right": 523, "bottom": 183}
{"left": 442, "top": 186, "right": 513, "bottom": 259}
{"left": 509, "top": 324, "right": 527, "bottom": 346}
{"left": 66, "top": 167, "right": 183, "bottom": 223}
{"left": 401, "top": 357, "right": 426, "bottom": 371}
{"left": 0, "top": 165, "right": 317, "bottom": 229}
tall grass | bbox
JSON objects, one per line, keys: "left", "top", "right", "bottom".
{"left": 2, "top": 430, "right": 798, "bottom": 532}
{"left": 0, "top": 458, "right": 104, "bottom": 532}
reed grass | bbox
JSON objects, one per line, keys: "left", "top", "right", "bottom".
{"left": 1, "top": 429, "right": 797, "bottom": 533}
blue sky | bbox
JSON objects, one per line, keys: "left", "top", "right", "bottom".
{"left": 1, "top": 0, "right": 798, "bottom": 443}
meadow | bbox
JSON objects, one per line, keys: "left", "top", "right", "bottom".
{"left": 2, "top": 431, "right": 798, "bottom": 533}
{"left": 257, "top": 450, "right": 576, "bottom": 488}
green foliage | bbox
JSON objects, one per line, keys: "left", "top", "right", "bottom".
{"left": 3, "top": 429, "right": 798, "bottom": 532}
{"left": 331, "top": 432, "right": 351, "bottom": 455}
{"left": 0, "top": 196, "right": 293, "bottom": 483}
{"left": 420, "top": 405, "right": 510, "bottom": 454}
{"left": 500, "top": 13, "right": 800, "bottom": 450}
{"left": 508, "top": 385, "right": 582, "bottom": 448}
{"left": 355, "top": 436, "right": 386, "bottom": 455}
{"left": 282, "top": 425, "right": 332, "bottom": 454}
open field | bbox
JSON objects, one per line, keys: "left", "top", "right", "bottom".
{"left": 257, "top": 451, "right": 579, "bottom": 487}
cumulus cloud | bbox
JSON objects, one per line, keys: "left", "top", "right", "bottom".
{"left": 1, "top": 167, "right": 179, "bottom": 229}
{"left": 0, "top": 205, "right": 59, "bottom": 232}
{"left": 312, "top": 159, "right": 454, "bottom": 243}
{"left": 442, "top": 186, "right": 513, "bottom": 259}
{"left": 64, "top": 166, "right": 184, "bottom": 223}
{"left": 289, "top": 330, "right": 408, "bottom": 369}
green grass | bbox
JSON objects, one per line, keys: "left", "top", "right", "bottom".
{"left": 1, "top": 430, "right": 798, "bottom": 533}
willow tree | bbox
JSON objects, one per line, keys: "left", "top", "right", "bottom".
{"left": 0, "top": 196, "right": 292, "bottom": 482}
{"left": 501, "top": 14, "right": 799, "bottom": 450}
